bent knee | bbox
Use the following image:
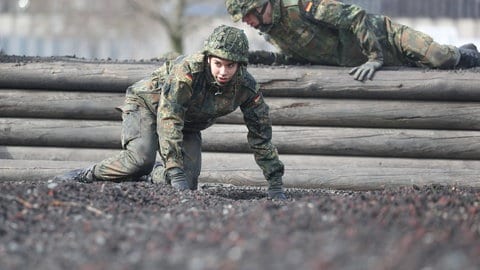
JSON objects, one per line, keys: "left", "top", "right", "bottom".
{"left": 425, "top": 44, "right": 460, "bottom": 68}
{"left": 119, "top": 149, "right": 156, "bottom": 177}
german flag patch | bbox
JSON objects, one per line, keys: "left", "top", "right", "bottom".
{"left": 305, "top": 1, "right": 313, "bottom": 12}
{"left": 253, "top": 93, "right": 262, "bottom": 104}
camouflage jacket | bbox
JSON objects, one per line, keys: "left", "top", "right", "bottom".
{"left": 130, "top": 53, "right": 284, "bottom": 182}
{"left": 263, "top": 0, "right": 404, "bottom": 66}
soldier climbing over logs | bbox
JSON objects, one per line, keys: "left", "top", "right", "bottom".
{"left": 52, "top": 25, "right": 287, "bottom": 200}
{"left": 226, "top": 0, "right": 480, "bottom": 81}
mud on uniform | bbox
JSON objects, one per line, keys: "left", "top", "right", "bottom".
{"left": 258, "top": 0, "right": 460, "bottom": 68}
{"left": 93, "top": 53, "right": 284, "bottom": 189}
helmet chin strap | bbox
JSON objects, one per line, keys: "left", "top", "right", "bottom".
{"left": 252, "top": 2, "right": 268, "bottom": 26}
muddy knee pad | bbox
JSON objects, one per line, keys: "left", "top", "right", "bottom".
{"left": 150, "top": 163, "right": 167, "bottom": 184}
{"left": 150, "top": 163, "right": 198, "bottom": 189}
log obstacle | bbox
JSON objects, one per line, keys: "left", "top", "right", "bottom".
{"left": 2, "top": 152, "right": 480, "bottom": 190}
{"left": 3, "top": 90, "right": 480, "bottom": 130}
{"left": 1, "top": 58, "right": 480, "bottom": 189}
{"left": 2, "top": 119, "right": 480, "bottom": 159}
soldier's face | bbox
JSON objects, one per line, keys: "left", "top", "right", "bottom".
{"left": 208, "top": 56, "right": 239, "bottom": 85}
{"left": 242, "top": 3, "right": 272, "bottom": 28}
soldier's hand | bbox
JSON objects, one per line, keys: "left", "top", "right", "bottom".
{"left": 349, "top": 60, "right": 383, "bottom": 81}
{"left": 166, "top": 167, "right": 189, "bottom": 191}
{"left": 248, "top": 50, "right": 276, "bottom": 65}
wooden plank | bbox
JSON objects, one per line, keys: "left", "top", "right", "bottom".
{"left": 2, "top": 154, "right": 480, "bottom": 190}
{"left": 1, "top": 122, "right": 480, "bottom": 159}
{"left": 0, "top": 61, "right": 479, "bottom": 100}
{"left": 3, "top": 90, "right": 480, "bottom": 130}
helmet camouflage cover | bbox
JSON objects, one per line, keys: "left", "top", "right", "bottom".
{"left": 203, "top": 25, "right": 249, "bottom": 64}
{"left": 225, "top": 0, "right": 269, "bottom": 22}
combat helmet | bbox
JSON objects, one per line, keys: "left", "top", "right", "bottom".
{"left": 203, "top": 25, "right": 249, "bottom": 64}
{"left": 226, "top": 0, "right": 269, "bottom": 22}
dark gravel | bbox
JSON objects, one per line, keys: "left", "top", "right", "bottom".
{"left": 1, "top": 180, "right": 479, "bottom": 270}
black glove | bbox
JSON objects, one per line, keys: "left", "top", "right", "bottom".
{"left": 166, "top": 167, "right": 189, "bottom": 191}
{"left": 248, "top": 50, "right": 276, "bottom": 65}
{"left": 349, "top": 60, "right": 383, "bottom": 81}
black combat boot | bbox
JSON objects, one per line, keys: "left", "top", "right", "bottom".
{"left": 267, "top": 178, "right": 287, "bottom": 200}
{"left": 51, "top": 165, "right": 97, "bottom": 183}
{"left": 459, "top": 43, "right": 478, "bottom": 52}
{"left": 457, "top": 47, "right": 480, "bottom": 68}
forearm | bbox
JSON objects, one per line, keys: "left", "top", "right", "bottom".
{"left": 157, "top": 81, "right": 191, "bottom": 169}
{"left": 241, "top": 94, "right": 284, "bottom": 182}
{"left": 251, "top": 142, "right": 285, "bottom": 181}
{"left": 158, "top": 116, "right": 184, "bottom": 169}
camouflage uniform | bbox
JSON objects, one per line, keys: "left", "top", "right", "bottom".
{"left": 231, "top": 0, "right": 461, "bottom": 68}
{"left": 93, "top": 52, "right": 284, "bottom": 190}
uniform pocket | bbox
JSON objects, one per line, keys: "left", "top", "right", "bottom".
{"left": 118, "top": 103, "right": 141, "bottom": 148}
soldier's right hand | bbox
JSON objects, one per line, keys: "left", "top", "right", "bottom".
{"left": 349, "top": 60, "right": 383, "bottom": 81}
{"left": 166, "top": 167, "right": 189, "bottom": 191}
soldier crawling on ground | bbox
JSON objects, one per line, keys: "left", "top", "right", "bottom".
{"left": 226, "top": 0, "right": 480, "bottom": 81}
{"left": 52, "top": 25, "right": 287, "bottom": 200}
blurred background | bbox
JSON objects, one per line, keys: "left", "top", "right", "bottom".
{"left": 0, "top": 0, "right": 479, "bottom": 60}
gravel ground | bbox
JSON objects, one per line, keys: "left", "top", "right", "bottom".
{"left": 1, "top": 180, "right": 479, "bottom": 270}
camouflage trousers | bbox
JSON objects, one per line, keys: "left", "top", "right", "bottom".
{"left": 386, "top": 19, "right": 460, "bottom": 68}
{"left": 92, "top": 92, "right": 202, "bottom": 189}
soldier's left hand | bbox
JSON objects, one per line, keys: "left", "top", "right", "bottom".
{"left": 349, "top": 60, "right": 383, "bottom": 81}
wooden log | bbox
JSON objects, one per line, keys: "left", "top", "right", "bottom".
{"left": 207, "top": 125, "right": 480, "bottom": 160}
{"left": 2, "top": 120, "right": 480, "bottom": 159}
{"left": 0, "top": 118, "right": 122, "bottom": 148}
{"left": 2, "top": 154, "right": 480, "bottom": 190}
{"left": 0, "top": 60, "right": 158, "bottom": 92}
{"left": 254, "top": 66, "right": 480, "bottom": 100}
{"left": 3, "top": 89, "right": 480, "bottom": 130}
{"left": 221, "top": 97, "right": 480, "bottom": 130}
{"left": 0, "top": 146, "right": 120, "bottom": 161}
{"left": 0, "top": 89, "right": 124, "bottom": 120}
{"left": 0, "top": 61, "right": 479, "bottom": 100}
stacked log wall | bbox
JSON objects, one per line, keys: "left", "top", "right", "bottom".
{"left": 1, "top": 60, "right": 480, "bottom": 189}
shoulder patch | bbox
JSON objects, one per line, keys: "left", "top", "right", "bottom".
{"left": 169, "top": 53, "right": 206, "bottom": 85}
{"left": 185, "top": 52, "right": 206, "bottom": 74}
{"left": 184, "top": 73, "right": 193, "bottom": 83}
